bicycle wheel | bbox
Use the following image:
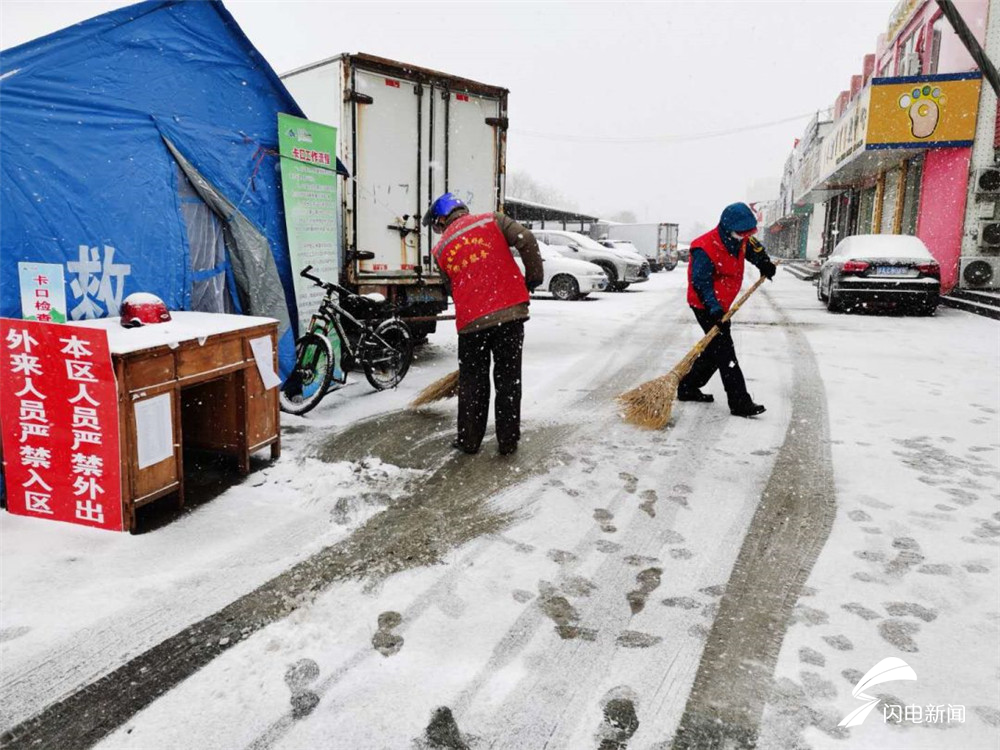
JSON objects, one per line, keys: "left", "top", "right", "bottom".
{"left": 279, "top": 332, "right": 335, "bottom": 415}
{"left": 360, "top": 319, "right": 413, "bottom": 391}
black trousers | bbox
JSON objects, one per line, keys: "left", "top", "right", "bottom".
{"left": 678, "top": 307, "right": 752, "bottom": 409}
{"left": 457, "top": 320, "right": 524, "bottom": 453}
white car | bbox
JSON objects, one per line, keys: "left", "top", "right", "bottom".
{"left": 513, "top": 242, "right": 609, "bottom": 300}
{"left": 531, "top": 229, "right": 650, "bottom": 291}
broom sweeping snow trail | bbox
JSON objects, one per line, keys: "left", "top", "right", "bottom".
{"left": 410, "top": 368, "right": 460, "bottom": 407}
{"left": 617, "top": 275, "right": 769, "bottom": 430}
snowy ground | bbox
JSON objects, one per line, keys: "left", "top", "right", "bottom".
{"left": 1, "top": 269, "right": 998, "bottom": 749}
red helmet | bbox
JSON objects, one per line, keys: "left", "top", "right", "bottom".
{"left": 120, "top": 293, "right": 172, "bottom": 328}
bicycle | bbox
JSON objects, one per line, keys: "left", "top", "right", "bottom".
{"left": 279, "top": 264, "right": 414, "bottom": 415}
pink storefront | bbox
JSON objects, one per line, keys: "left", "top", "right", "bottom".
{"left": 808, "top": 0, "right": 989, "bottom": 292}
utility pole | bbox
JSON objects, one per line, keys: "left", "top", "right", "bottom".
{"left": 936, "top": 0, "right": 1000, "bottom": 95}
{"left": 948, "top": 0, "right": 1000, "bottom": 289}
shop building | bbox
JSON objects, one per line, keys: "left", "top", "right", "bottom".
{"left": 763, "top": 0, "right": 992, "bottom": 292}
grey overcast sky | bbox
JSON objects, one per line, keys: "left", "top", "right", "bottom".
{"left": 1, "top": 0, "right": 896, "bottom": 236}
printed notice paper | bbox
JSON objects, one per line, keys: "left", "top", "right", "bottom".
{"left": 250, "top": 335, "right": 281, "bottom": 390}
{"left": 133, "top": 393, "right": 174, "bottom": 469}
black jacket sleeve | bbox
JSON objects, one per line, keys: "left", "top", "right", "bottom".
{"left": 745, "top": 237, "right": 777, "bottom": 279}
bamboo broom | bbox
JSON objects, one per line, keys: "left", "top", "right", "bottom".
{"left": 410, "top": 368, "right": 460, "bottom": 407}
{"left": 617, "top": 275, "right": 768, "bottom": 430}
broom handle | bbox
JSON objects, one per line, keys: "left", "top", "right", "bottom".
{"left": 685, "top": 275, "right": 769, "bottom": 360}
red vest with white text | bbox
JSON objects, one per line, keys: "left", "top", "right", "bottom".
{"left": 432, "top": 213, "right": 529, "bottom": 332}
{"left": 686, "top": 227, "right": 747, "bottom": 311}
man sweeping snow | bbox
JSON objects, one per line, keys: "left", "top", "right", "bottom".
{"left": 678, "top": 202, "right": 777, "bottom": 417}
{"left": 424, "top": 192, "right": 543, "bottom": 455}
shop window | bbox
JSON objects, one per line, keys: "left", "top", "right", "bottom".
{"left": 929, "top": 15, "right": 945, "bottom": 74}
{"left": 881, "top": 168, "right": 901, "bottom": 234}
{"left": 897, "top": 31, "right": 920, "bottom": 76}
{"left": 858, "top": 186, "right": 877, "bottom": 234}
{"left": 901, "top": 157, "right": 924, "bottom": 235}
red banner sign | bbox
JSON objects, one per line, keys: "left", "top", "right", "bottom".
{"left": 1, "top": 319, "right": 123, "bottom": 531}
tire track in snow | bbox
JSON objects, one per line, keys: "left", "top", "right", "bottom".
{"left": 2, "top": 286, "right": 685, "bottom": 750}
{"left": 240, "top": 283, "right": 697, "bottom": 749}
{"left": 669, "top": 287, "right": 837, "bottom": 750}
{"left": 451, "top": 289, "right": 791, "bottom": 748}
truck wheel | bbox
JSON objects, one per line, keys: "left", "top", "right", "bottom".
{"left": 407, "top": 320, "right": 437, "bottom": 342}
{"left": 663, "top": 259, "right": 678, "bottom": 271}
{"left": 550, "top": 275, "right": 580, "bottom": 301}
{"left": 617, "top": 282, "right": 631, "bottom": 291}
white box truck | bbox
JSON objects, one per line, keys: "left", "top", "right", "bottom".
{"left": 281, "top": 53, "right": 509, "bottom": 337}
{"left": 599, "top": 223, "right": 679, "bottom": 272}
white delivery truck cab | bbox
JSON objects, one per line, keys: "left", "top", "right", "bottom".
{"left": 281, "top": 53, "right": 509, "bottom": 337}
{"left": 602, "top": 223, "right": 679, "bottom": 271}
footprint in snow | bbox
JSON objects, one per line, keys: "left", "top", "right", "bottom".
{"left": 372, "top": 611, "right": 404, "bottom": 657}
{"left": 594, "top": 508, "right": 617, "bottom": 534}
{"left": 537, "top": 582, "right": 597, "bottom": 641}
{"left": 596, "top": 686, "right": 640, "bottom": 750}
{"left": 284, "top": 658, "right": 321, "bottom": 719}
{"left": 626, "top": 567, "right": 662, "bottom": 615}
{"left": 639, "top": 489, "right": 657, "bottom": 518}
{"left": 421, "top": 706, "right": 471, "bottom": 750}
{"left": 619, "top": 472, "right": 638, "bottom": 494}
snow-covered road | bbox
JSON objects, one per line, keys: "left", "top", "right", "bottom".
{"left": 2, "top": 269, "right": 997, "bottom": 749}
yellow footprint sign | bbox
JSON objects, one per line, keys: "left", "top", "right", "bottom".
{"left": 866, "top": 72, "right": 981, "bottom": 149}
{"left": 899, "top": 85, "right": 946, "bottom": 139}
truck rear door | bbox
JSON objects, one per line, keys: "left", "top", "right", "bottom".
{"left": 351, "top": 68, "right": 423, "bottom": 274}
{"left": 442, "top": 92, "right": 503, "bottom": 216}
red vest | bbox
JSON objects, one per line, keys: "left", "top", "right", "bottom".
{"left": 687, "top": 227, "right": 747, "bottom": 311}
{"left": 433, "top": 213, "right": 529, "bottom": 332}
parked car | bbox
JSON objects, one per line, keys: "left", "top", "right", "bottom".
{"left": 817, "top": 234, "right": 940, "bottom": 314}
{"left": 596, "top": 223, "right": 678, "bottom": 271}
{"left": 512, "top": 242, "right": 608, "bottom": 300}
{"left": 600, "top": 239, "right": 650, "bottom": 269}
{"left": 531, "top": 229, "right": 649, "bottom": 291}
{"left": 677, "top": 243, "right": 691, "bottom": 262}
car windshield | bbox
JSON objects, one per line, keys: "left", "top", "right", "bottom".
{"left": 560, "top": 233, "right": 608, "bottom": 252}
{"left": 612, "top": 242, "right": 641, "bottom": 253}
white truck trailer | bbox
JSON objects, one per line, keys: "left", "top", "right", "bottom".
{"left": 281, "top": 53, "right": 509, "bottom": 337}
{"left": 596, "top": 222, "right": 679, "bottom": 271}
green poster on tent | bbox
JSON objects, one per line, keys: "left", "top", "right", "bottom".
{"left": 278, "top": 113, "right": 340, "bottom": 333}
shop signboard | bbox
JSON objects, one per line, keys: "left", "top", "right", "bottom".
{"left": 1, "top": 319, "right": 123, "bottom": 531}
{"left": 818, "top": 87, "right": 871, "bottom": 185}
{"left": 278, "top": 113, "right": 340, "bottom": 334}
{"left": 866, "top": 73, "right": 981, "bottom": 149}
{"left": 886, "top": 0, "right": 921, "bottom": 43}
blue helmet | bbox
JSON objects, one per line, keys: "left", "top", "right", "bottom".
{"left": 422, "top": 192, "right": 467, "bottom": 227}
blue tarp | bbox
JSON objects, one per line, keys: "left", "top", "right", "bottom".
{"left": 0, "top": 0, "right": 327, "bottom": 377}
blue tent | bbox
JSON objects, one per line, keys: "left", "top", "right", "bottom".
{"left": 0, "top": 0, "right": 340, "bottom": 377}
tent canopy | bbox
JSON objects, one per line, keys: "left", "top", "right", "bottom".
{"left": 0, "top": 0, "right": 343, "bottom": 376}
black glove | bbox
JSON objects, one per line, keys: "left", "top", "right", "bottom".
{"left": 527, "top": 279, "right": 540, "bottom": 294}
{"left": 760, "top": 259, "right": 777, "bottom": 280}
{"left": 706, "top": 305, "right": 726, "bottom": 327}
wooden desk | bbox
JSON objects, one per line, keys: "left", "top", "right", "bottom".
{"left": 76, "top": 313, "right": 281, "bottom": 531}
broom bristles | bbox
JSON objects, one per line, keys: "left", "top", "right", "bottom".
{"left": 617, "top": 369, "right": 682, "bottom": 430}
{"left": 409, "top": 369, "right": 460, "bottom": 407}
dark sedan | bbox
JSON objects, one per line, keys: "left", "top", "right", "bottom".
{"left": 818, "top": 234, "right": 940, "bottom": 315}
